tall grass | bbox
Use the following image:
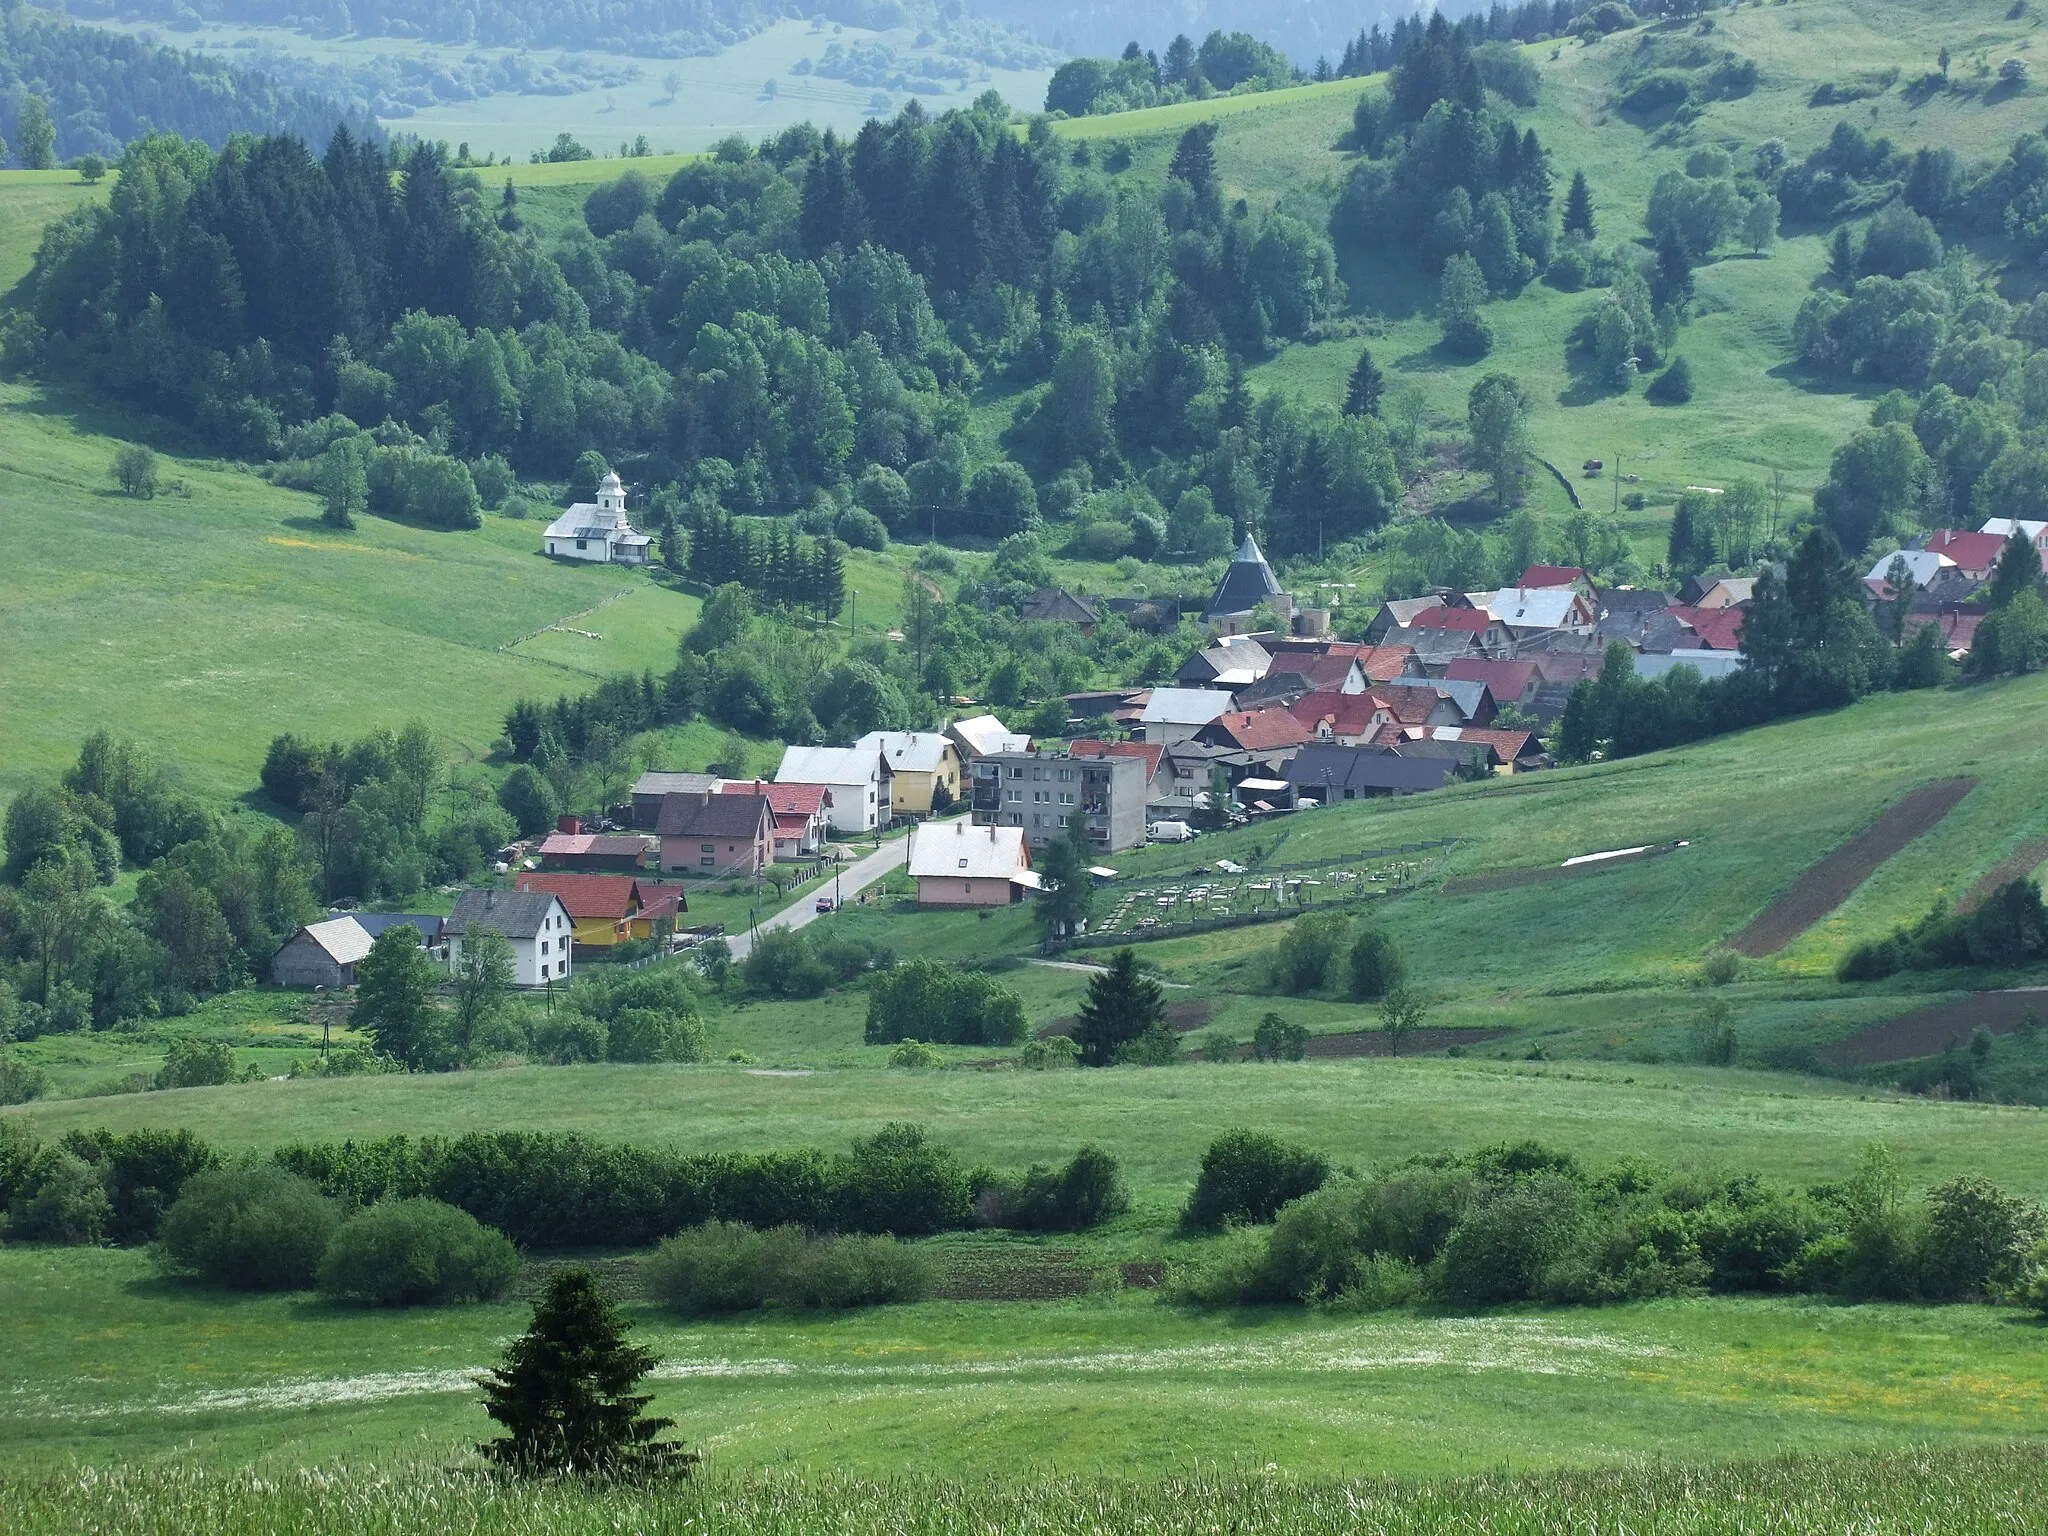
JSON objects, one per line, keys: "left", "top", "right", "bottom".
{"left": 4, "top": 1446, "right": 2043, "bottom": 1533}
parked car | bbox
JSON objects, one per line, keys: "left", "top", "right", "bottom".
{"left": 815, "top": 897, "right": 837, "bottom": 913}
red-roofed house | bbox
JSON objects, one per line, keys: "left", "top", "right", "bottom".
{"left": 536, "top": 833, "right": 652, "bottom": 873}
{"left": 1926, "top": 529, "right": 2010, "bottom": 583}
{"left": 1667, "top": 605, "right": 1746, "bottom": 651}
{"left": 1286, "top": 691, "right": 1392, "bottom": 745}
{"left": 1196, "top": 708, "right": 1314, "bottom": 754}
{"left": 1262, "top": 652, "right": 1368, "bottom": 694}
{"left": 720, "top": 780, "right": 830, "bottom": 861}
{"left": 1518, "top": 565, "right": 1593, "bottom": 595}
{"left": 1369, "top": 683, "right": 1470, "bottom": 729}
{"left": 1356, "top": 643, "right": 1414, "bottom": 683}
{"left": 1406, "top": 605, "right": 1508, "bottom": 648}
{"left": 514, "top": 873, "right": 687, "bottom": 951}
{"left": 1442, "top": 658, "right": 1541, "bottom": 710}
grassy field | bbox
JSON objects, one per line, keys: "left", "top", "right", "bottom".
{"left": 3, "top": 1241, "right": 2047, "bottom": 1480}
{"left": 88, "top": 17, "right": 1056, "bottom": 163}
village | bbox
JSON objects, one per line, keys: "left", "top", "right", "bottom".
{"left": 264, "top": 513, "right": 2044, "bottom": 989}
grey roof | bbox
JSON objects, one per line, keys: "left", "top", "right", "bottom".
{"left": 778, "top": 745, "right": 884, "bottom": 787}
{"left": 908, "top": 820, "right": 1030, "bottom": 881}
{"left": 657, "top": 791, "right": 774, "bottom": 839}
{"left": 1178, "top": 639, "right": 1271, "bottom": 686}
{"left": 1595, "top": 586, "right": 1674, "bottom": 618}
{"left": 340, "top": 912, "right": 443, "bottom": 944}
{"left": 1433, "top": 679, "right": 1494, "bottom": 721}
{"left": 634, "top": 771, "right": 721, "bottom": 799}
{"left": 1284, "top": 745, "right": 1455, "bottom": 795}
{"left": 1139, "top": 688, "right": 1240, "bottom": 727}
{"left": 1203, "top": 534, "right": 1285, "bottom": 619}
{"left": 856, "top": 731, "right": 955, "bottom": 775}
{"left": 1600, "top": 609, "right": 1693, "bottom": 652}
{"left": 1400, "top": 628, "right": 1482, "bottom": 662}
{"left": 1021, "top": 587, "right": 1101, "bottom": 624}
{"left": 297, "top": 916, "right": 375, "bottom": 966}
{"left": 447, "top": 889, "right": 564, "bottom": 941}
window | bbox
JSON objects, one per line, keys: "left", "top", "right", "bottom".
{"left": 1009, "top": 766, "right": 1023, "bottom": 779}
{"left": 1060, "top": 792, "right": 1074, "bottom": 806}
{"left": 559, "top": 960, "right": 568, "bottom": 976}
{"left": 701, "top": 843, "right": 715, "bottom": 852}
{"left": 575, "top": 538, "right": 587, "bottom": 550}
{"left": 1007, "top": 788, "right": 1022, "bottom": 802}
{"left": 541, "top": 940, "right": 550, "bottom": 955}
{"left": 957, "top": 858, "right": 969, "bottom": 869}
{"left": 1058, "top": 769, "right": 1074, "bottom": 782}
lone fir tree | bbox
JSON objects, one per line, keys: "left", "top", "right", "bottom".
{"left": 1344, "top": 347, "right": 1385, "bottom": 417}
{"left": 1073, "top": 947, "right": 1166, "bottom": 1068}
{"left": 480, "top": 1268, "right": 693, "bottom": 1478}
{"left": 1562, "top": 169, "right": 1595, "bottom": 238}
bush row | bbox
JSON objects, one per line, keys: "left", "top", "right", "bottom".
{"left": 1173, "top": 1136, "right": 2048, "bottom": 1312}
{"left": 1, "top": 1122, "right": 1127, "bottom": 1250}
{"left": 1839, "top": 880, "right": 2048, "bottom": 981}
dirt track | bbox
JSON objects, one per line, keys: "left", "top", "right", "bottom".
{"left": 1039, "top": 999, "right": 1215, "bottom": 1039}
{"left": 1960, "top": 838, "right": 2048, "bottom": 914}
{"left": 1729, "top": 778, "right": 1978, "bottom": 958}
{"left": 1827, "top": 989, "right": 2048, "bottom": 1066}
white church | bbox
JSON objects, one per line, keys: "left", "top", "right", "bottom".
{"left": 543, "top": 472, "right": 652, "bottom": 565}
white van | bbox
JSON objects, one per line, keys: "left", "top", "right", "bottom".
{"left": 1147, "top": 820, "right": 1196, "bottom": 843}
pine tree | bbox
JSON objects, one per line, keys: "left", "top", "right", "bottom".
{"left": 1073, "top": 948, "right": 1165, "bottom": 1068}
{"left": 1667, "top": 495, "right": 1703, "bottom": 579}
{"left": 1989, "top": 528, "right": 2045, "bottom": 610}
{"left": 1344, "top": 347, "right": 1385, "bottom": 417}
{"left": 809, "top": 536, "right": 846, "bottom": 621}
{"left": 497, "top": 178, "right": 521, "bottom": 232}
{"left": 1222, "top": 356, "right": 1252, "bottom": 429}
{"left": 1168, "top": 122, "right": 1221, "bottom": 218}
{"left": 480, "top": 1268, "right": 693, "bottom": 1478}
{"left": 1563, "top": 169, "right": 1595, "bottom": 238}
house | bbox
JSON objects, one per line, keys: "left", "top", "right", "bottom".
{"left": 542, "top": 472, "right": 651, "bottom": 565}
{"left": 1261, "top": 651, "right": 1367, "bottom": 695}
{"left": 1196, "top": 708, "right": 1313, "bottom": 756}
{"left": 1418, "top": 725, "right": 1545, "bottom": 773}
{"left": 720, "top": 780, "right": 830, "bottom": 861}
{"left": 342, "top": 912, "right": 446, "bottom": 947}
{"left": 1404, "top": 605, "right": 1509, "bottom": 650}
{"left": 1386, "top": 731, "right": 1504, "bottom": 775}
{"left": 1595, "top": 586, "right": 1675, "bottom": 625}
{"left": 1176, "top": 637, "right": 1272, "bottom": 689}
{"left": 656, "top": 790, "right": 775, "bottom": 877}
{"left": 856, "top": 731, "right": 963, "bottom": 817}
{"left": 1285, "top": 744, "right": 1456, "bottom": 801}
{"left": 631, "top": 772, "right": 722, "bottom": 830}
{"left": 1675, "top": 574, "right": 1758, "bottom": 609}
{"left": 1600, "top": 605, "right": 1695, "bottom": 653}
{"left": 1365, "top": 594, "right": 1446, "bottom": 642}
{"left": 1021, "top": 587, "right": 1101, "bottom": 634}
{"left": 1137, "top": 687, "right": 1239, "bottom": 744}
{"left": 447, "top": 890, "right": 575, "bottom": 987}
{"left": 536, "top": 832, "right": 652, "bottom": 873}
{"left": 970, "top": 748, "right": 1148, "bottom": 853}
{"left": 270, "top": 916, "right": 375, "bottom": 988}
{"left": 777, "top": 745, "right": 888, "bottom": 834}
{"left": 1864, "top": 548, "right": 1953, "bottom": 599}
{"left": 514, "top": 873, "right": 684, "bottom": 951}
{"left": 1980, "top": 517, "right": 2048, "bottom": 563}
{"left": 946, "top": 714, "right": 1032, "bottom": 763}
{"left": 1202, "top": 534, "right": 1291, "bottom": 634}
{"left": 1148, "top": 741, "right": 1236, "bottom": 815}
{"left": 1518, "top": 564, "right": 1594, "bottom": 594}
{"left": 1665, "top": 605, "right": 1745, "bottom": 651}
{"left": 1909, "top": 608, "right": 1984, "bottom": 658}
{"left": 1100, "top": 594, "right": 1197, "bottom": 634}
{"left": 908, "top": 821, "right": 1034, "bottom": 906}
{"left": 1924, "top": 529, "right": 2009, "bottom": 584}
{"left": 1440, "top": 658, "right": 1541, "bottom": 712}
{"left": 1400, "top": 625, "right": 1485, "bottom": 664}
{"left": 1287, "top": 690, "right": 1392, "bottom": 745}
{"left": 1475, "top": 586, "right": 1598, "bottom": 640}
{"left": 1067, "top": 739, "right": 1170, "bottom": 803}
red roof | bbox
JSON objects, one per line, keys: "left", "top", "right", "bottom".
{"left": 1912, "top": 610, "right": 1983, "bottom": 653}
{"left": 1263, "top": 653, "right": 1361, "bottom": 690}
{"left": 721, "top": 780, "right": 829, "bottom": 817}
{"left": 637, "top": 886, "right": 688, "bottom": 922}
{"left": 1068, "top": 739, "right": 1167, "bottom": 781}
{"left": 1443, "top": 658, "right": 1538, "bottom": 703}
{"left": 1408, "top": 607, "right": 1495, "bottom": 633}
{"left": 1927, "top": 529, "right": 2008, "bottom": 571}
{"left": 1357, "top": 643, "right": 1414, "bottom": 682}
{"left": 515, "top": 873, "right": 644, "bottom": 921}
{"left": 1518, "top": 565, "right": 1588, "bottom": 589}
{"left": 1434, "top": 726, "right": 1538, "bottom": 760}
{"left": 1286, "top": 691, "right": 1387, "bottom": 739}
{"left": 1206, "top": 709, "right": 1313, "bottom": 752}
{"left": 1369, "top": 682, "right": 1459, "bottom": 726}
{"left": 1667, "top": 605, "right": 1745, "bottom": 650}
{"left": 1530, "top": 652, "right": 1605, "bottom": 686}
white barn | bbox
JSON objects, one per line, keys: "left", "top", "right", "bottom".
{"left": 543, "top": 472, "right": 651, "bottom": 564}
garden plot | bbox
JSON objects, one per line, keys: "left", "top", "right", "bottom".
{"left": 1087, "top": 854, "right": 1441, "bottom": 943}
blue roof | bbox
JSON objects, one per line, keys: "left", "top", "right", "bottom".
{"left": 336, "top": 912, "right": 444, "bottom": 943}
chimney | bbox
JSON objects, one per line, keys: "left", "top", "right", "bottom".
{"left": 557, "top": 813, "right": 582, "bottom": 835}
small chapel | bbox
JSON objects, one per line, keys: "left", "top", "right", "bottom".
{"left": 543, "top": 472, "right": 652, "bottom": 565}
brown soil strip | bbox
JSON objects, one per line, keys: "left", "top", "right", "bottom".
{"left": 1729, "top": 779, "right": 1979, "bottom": 958}
{"left": 1960, "top": 838, "right": 2048, "bottom": 915}
{"left": 1442, "top": 844, "right": 1680, "bottom": 896}
{"left": 932, "top": 1247, "right": 1094, "bottom": 1301}
{"left": 1039, "top": 998, "right": 1215, "bottom": 1040}
{"left": 1827, "top": 989, "right": 2048, "bottom": 1067}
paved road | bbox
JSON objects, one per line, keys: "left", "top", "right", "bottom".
{"left": 725, "top": 839, "right": 908, "bottom": 961}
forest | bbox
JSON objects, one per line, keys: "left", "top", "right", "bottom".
{"left": 0, "top": 1, "right": 369, "bottom": 164}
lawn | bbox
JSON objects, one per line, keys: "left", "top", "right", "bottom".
{"left": 3, "top": 1243, "right": 2047, "bottom": 1479}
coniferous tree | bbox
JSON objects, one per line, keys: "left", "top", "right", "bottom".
{"left": 480, "top": 1268, "right": 692, "bottom": 1478}
{"left": 497, "top": 178, "right": 522, "bottom": 232}
{"left": 1563, "top": 170, "right": 1596, "bottom": 238}
{"left": 1035, "top": 817, "right": 1094, "bottom": 940}
{"left": 1344, "top": 347, "right": 1385, "bottom": 417}
{"left": 1666, "top": 495, "right": 1703, "bottom": 579}
{"left": 1169, "top": 122, "right": 1221, "bottom": 218}
{"left": 1988, "top": 528, "right": 2045, "bottom": 610}
{"left": 1073, "top": 948, "right": 1165, "bottom": 1068}
{"left": 809, "top": 536, "right": 846, "bottom": 621}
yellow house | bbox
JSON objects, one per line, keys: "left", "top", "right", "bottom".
{"left": 858, "top": 731, "right": 963, "bottom": 817}
{"left": 514, "top": 873, "right": 685, "bottom": 950}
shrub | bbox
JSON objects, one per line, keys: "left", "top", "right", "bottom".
{"left": 1268, "top": 911, "right": 1349, "bottom": 995}
{"left": 644, "top": 1222, "right": 931, "bottom": 1312}
{"left": 157, "top": 1163, "right": 340, "bottom": 1289}
{"left": 1700, "top": 948, "right": 1742, "bottom": 986}
{"left": 1646, "top": 356, "right": 1695, "bottom": 404}
{"left": 1348, "top": 928, "right": 1406, "bottom": 1000}
{"left": 0, "top": 1052, "right": 48, "bottom": 1105}
{"left": 978, "top": 1146, "right": 1130, "bottom": 1232}
{"left": 834, "top": 1123, "right": 973, "bottom": 1236}
{"left": 1435, "top": 1176, "right": 1583, "bottom": 1305}
{"left": 112, "top": 444, "right": 159, "bottom": 498}
{"left": 318, "top": 1198, "right": 520, "bottom": 1305}
{"left": 1920, "top": 1176, "right": 2042, "bottom": 1301}
{"left": 889, "top": 1039, "right": 943, "bottom": 1067}
{"left": 1182, "top": 1130, "right": 1331, "bottom": 1231}
{"left": 1251, "top": 1012, "right": 1309, "bottom": 1062}
{"left": 865, "top": 960, "right": 1028, "bottom": 1046}
{"left": 606, "top": 1008, "right": 707, "bottom": 1064}
{"left": 1114, "top": 1021, "right": 1182, "bottom": 1065}
{"left": 743, "top": 926, "right": 832, "bottom": 999}
{"left": 61, "top": 1128, "right": 218, "bottom": 1244}
{"left": 155, "top": 1037, "right": 236, "bottom": 1090}
{"left": 531, "top": 1012, "right": 608, "bottom": 1064}
{"left": 5, "top": 1151, "right": 111, "bottom": 1244}
{"left": 1692, "top": 1188, "right": 1819, "bottom": 1292}
{"left": 834, "top": 506, "right": 889, "bottom": 550}
{"left": 1018, "top": 1034, "right": 1079, "bottom": 1069}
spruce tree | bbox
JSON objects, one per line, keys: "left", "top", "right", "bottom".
{"left": 1344, "top": 347, "right": 1385, "bottom": 417}
{"left": 1168, "top": 122, "right": 1221, "bottom": 218}
{"left": 1563, "top": 170, "right": 1595, "bottom": 238}
{"left": 1989, "top": 528, "right": 2045, "bottom": 610}
{"left": 480, "top": 1268, "right": 692, "bottom": 1478}
{"left": 810, "top": 535, "right": 846, "bottom": 621}
{"left": 1667, "top": 495, "right": 1702, "bottom": 579}
{"left": 1074, "top": 948, "right": 1165, "bottom": 1068}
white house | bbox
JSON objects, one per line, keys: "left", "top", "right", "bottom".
{"left": 1137, "top": 688, "right": 1238, "bottom": 745}
{"left": 445, "top": 889, "right": 574, "bottom": 987}
{"left": 543, "top": 473, "right": 652, "bottom": 564}
{"left": 776, "top": 744, "right": 890, "bottom": 834}
{"left": 907, "top": 821, "right": 1035, "bottom": 907}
